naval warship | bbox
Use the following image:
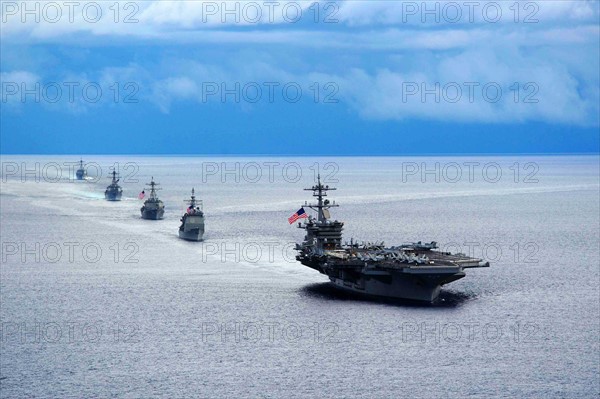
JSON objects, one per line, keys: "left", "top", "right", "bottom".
{"left": 179, "top": 188, "right": 204, "bottom": 241}
{"left": 140, "top": 177, "right": 165, "bottom": 220}
{"left": 75, "top": 159, "right": 86, "bottom": 180}
{"left": 104, "top": 170, "right": 123, "bottom": 201}
{"left": 294, "top": 176, "right": 489, "bottom": 302}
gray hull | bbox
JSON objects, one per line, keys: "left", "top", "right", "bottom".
{"left": 141, "top": 209, "right": 164, "bottom": 220}
{"left": 179, "top": 229, "right": 203, "bottom": 241}
{"left": 329, "top": 275, "right": 446, "bottom": 302}
{"left": 313, "top": 262, "right": 466, "bottom": 302}
{"left": 105, "top": 191, "right": 122, "bottom": 201}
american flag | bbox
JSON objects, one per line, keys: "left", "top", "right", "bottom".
{"left": 138, "top": 190, "right": 145, "bottom": 199}
{"left": 288, "top": 207, "right": 307, "bottom": 224}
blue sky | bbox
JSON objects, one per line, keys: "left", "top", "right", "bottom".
{"left": 1, "top": 0, "right": 599, "bottom": 155}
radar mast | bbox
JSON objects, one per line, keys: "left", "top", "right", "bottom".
{"left": 146, "top": 177, "right": 161, "bottom": 200}
{"left": 303, "top": 174, "right": 338, "bottom": 222}
{"left": 110, "top": 170, "right": 120, "bottom": 184}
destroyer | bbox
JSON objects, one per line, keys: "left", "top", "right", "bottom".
{"left": 140, "top": 177, "right": 165, "bottom": 220}
{"left": 294, "top": 176, "right": 489, "bottom": 302}
{"left": 75, "top": 159, "right": 86, "bottom": 180}
{"left": 179, "top": 188, "right": 204, "bottom": 241}
{"left": 104, "top": 170, "right": 123, "bottom": 201}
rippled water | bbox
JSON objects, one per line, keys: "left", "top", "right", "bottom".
{"left": 1, "top": 155, "right": 599, "bottom": 398}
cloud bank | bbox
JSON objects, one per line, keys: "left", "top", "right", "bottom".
{"left": 1, "top": 0, "right": 598, "bottom": 126}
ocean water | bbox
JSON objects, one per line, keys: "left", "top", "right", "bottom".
{"left": 1, "top": 155, "right": 598, "bottom": 398}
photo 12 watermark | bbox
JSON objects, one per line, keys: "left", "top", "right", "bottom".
{"left": 200, "top": 161, "right": 339, "bottom": 184}
{"left": 400, "top": 81, "right": 539, "bottom": 104}
{"left": 399, "top": 321, "right": 541, "bottom": 344}
{"left": 1, "top": 161, "right": 140, "bottom": 183}
{"left": 1, "top": 321, "right": 139, "bottom": 344}
{"left": 197, "top": 81, "right": 339, "bottom": 104}
{"left": 1, "top": 1, "right": 141, "bottom": 24}
{"left": 400, "top": 161, "right": 539, "bottom": 183}
{"left": 1, "top": 80, "right": 139, "bottom": 105}
{"left": 390, "top": 1, "right": 540, "bottom": 24}
{"left": 1, "top": 241, "right": 140, "bottom": 264}
{"left": 200, "top": 321, "right": 339, "bottom": 344}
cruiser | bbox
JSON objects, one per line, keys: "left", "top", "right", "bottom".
{"left": 294, "top": 176, "right": 489, "bottom": 302}
{"left": 104, "top": 170, "right": 123, "bottom": 201}
{"left": 140, "top": 177, "right": 165, "bottom": 220}
{"left": 179, "top": 188, "right": 204, "bottom": 241}
{"left": 75, "top": 159, "right": 86, "bottom": 180}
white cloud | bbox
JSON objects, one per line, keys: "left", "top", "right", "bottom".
{"left": 313, "top": 48, "right": 598, "bottom": 126}
{"left": 2, "top": 1, "right": 597, "bottom": 125}
{"left": 1, "top": 70, "right": 40, "bottom": 106}
{"left": 337, "top": 0, "right": 598, "bottom": 26}
{"left": 132, "top": 44, "right": 599, "bottom": 125}
{"left": 5, "top": 41, "right": 598, "bottom": 126}
{"left": 0, "top": 70, "right": 39, "bottom": 85}
{"left": 2, "top": 0, "right": 597, "bottom": 43}
{"left": 151, "top": 76, "right": 200, "bottom": 113}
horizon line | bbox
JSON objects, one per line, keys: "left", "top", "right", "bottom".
{"left": 1, "top": 152, "right": 599, "bottom": 157}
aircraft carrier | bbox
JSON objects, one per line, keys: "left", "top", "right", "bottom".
{"left": 294, "top": 176, "right": 489, "bottom": 302}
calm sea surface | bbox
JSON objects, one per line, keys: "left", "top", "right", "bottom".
{"left": 1, "top": 155, "right": 599, "bottom": 398}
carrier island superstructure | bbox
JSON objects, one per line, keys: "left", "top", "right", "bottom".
{"left": 294, "top": 176, "right": 489, "bottom": 302}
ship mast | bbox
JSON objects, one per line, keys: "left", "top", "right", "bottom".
{"left": 185, "top": 188, "right": 202, "bottom": 211}
{"left": 110, "top": 170, "right": 119, "bottom": 184}
{"left": 304, "top": 174, "right": 338, "bottom": 222}
{"left": 189, "top": 188, "right": 197, "bottom": 208}
{"left": 147, "top": 177, "right": 161, "bottom": 200}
